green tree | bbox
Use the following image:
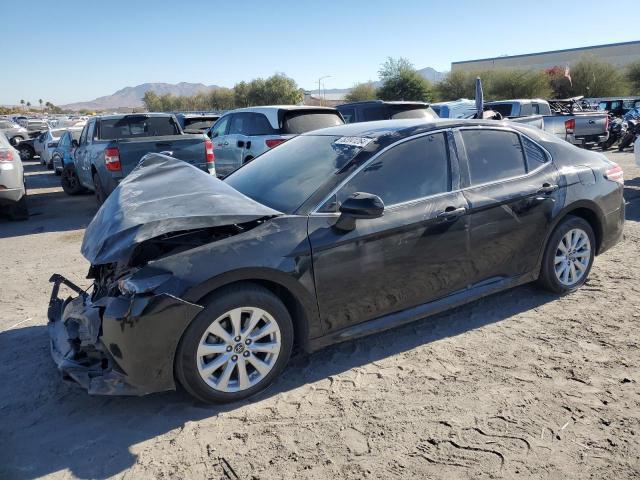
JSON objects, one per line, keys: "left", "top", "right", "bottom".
{"left": 436, "top": 70, "right": 477, "bottom": 101}
{"left": 376, "top": 57, "right": 432, "bottom": 102}
{"left": 627, "top": 60, "right": 640, "bottom": 95}
{"left": 39, "top": 99, "right": 43, "bottom": 111}
{"left": 26, "top": 101, "right": 31, "bottom": 110}
{"left": 234, "top": 81, "right": 250, "bottom": 108}
{"left": 568, "top": 56, "right": 627, "bottom": 97}
{"left": 20, "top": 99, "right": 25, "bottom": 110}
{"left": 208, "top": 87, "right": 235, "bottom": 110}
{"left": 545, "top": 66, "right": 572, "bottom": 99}
{"left": 345, "top": 82, "right": 377, "bottom": 102}
{"left": 485, "top": 69, "right": 551, "bottom": 100}
{"left": 142, "top": 91, "right": 161, "bottom": 111}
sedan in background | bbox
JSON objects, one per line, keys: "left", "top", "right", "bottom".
{"left": 0, "top": 119, "right": 29, "bottom": 145}
{"left": 48, "top": 118, "right": 623, "bottom": 403}
{"left": 36, "top": 128, "right": 70, "bottom": 168}
{"left": 52, "top": 128, "right": 84, "bottom": 195}
{"left": 208, "top": 106, "right": 344, "bottom": 177}
{"left": 0, "top": 131, "right": 28, "bottom": 220}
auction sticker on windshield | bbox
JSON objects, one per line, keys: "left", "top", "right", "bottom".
{"left": 334, "top": 136, "right": 373, "bottom": 148}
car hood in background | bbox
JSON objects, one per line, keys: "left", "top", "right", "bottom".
{"left": 81, "top": 153, "right": 282, "bottom": 265}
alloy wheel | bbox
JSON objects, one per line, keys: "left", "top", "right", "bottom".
{"left": 197, "top": 307, "right": 282, "bottom": 393}
{"left": 554, "top": 228, "right": 591, "bottom": 286}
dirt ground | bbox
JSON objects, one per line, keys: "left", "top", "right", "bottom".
{"left": 1, "top": 151, "right": 639, "bottom": 480}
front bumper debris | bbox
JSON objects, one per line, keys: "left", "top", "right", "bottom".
{"left": 47, "top": 273, "right": 203, "bottom": 396}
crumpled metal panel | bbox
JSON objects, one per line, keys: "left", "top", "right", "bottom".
{"left": 81, "top": 153, "right": 281, "bottom": 265}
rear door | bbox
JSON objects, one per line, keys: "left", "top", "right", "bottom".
{"left": 209, "top": 115, "right": 232, "bottom": 175}
{"left": 309, "top": 131, "right": 471, "bottom": 332}
{"left": 222, "top": 113, "right": 250, "bottom": 174}
{"left": 74, "top": 123, "right": 91, "bottom": 186}
{"left": 456, "top": 127, "right": 560, "bottom": 285}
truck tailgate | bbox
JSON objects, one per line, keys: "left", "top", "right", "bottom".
{"left": 116, "top": 134, "right": 207, "bottom": 175}
{"left": 573, "top": 113, "right": 608, "bottom": 137}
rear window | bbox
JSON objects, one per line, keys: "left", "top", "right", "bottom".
{"left": 183, "top": 118, "right": 218, "bottom": 132}
{"left": 282, "top": 112, "right": 343, "bottom": 134}
{"left": 389, "top": 106, "right": 437, "bottom": 120}
{"left": 98, "top": 116, "right": 179, "bottom": 140}
{"left": 487, "top": 104, "right": 514, "bottom": 117}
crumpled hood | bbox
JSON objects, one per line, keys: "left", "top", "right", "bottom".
{"left": 81, "top": 154, "right": 281, "bottom": 265}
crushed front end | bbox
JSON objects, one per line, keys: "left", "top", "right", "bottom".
{"left": 47, "top": 268, "right": 203, "bottom": 396}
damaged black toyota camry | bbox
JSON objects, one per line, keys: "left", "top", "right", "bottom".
{"left": 48, "top": 118, "right": 625, "bottom": 403}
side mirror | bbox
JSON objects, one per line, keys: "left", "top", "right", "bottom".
{"left": 71, "top": 139, "right": 79, "bottom": 148}
{"left": 334, "top": 192, "right": 384, "bottom": 231}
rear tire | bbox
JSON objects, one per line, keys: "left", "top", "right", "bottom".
{"left": 93, "top": 172, "right": 106, "bottom": 206}
{"left": 538, "top": 216, "right": 595, "bottom": 294}
{"left": 17, "top": 145, "right": 34, "bottom": 161}
{"left": 175, "top": 283, "right": 294, "bottom": 404}
{"left": 61, "top": 164, "right": 85, "bottom": 195}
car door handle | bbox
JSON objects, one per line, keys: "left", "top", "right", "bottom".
{"left": 237, "top": 140, "right": 245, "bottom": 148}
{"left": 436, "top": 206, "right": 467, "bottom": 219}
{"left": 536, "top": 183, "right": 559, "bottom": 194}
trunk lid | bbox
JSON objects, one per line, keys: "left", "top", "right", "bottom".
{"left": 81, "top": 153, "right": 281, "bottom": 265}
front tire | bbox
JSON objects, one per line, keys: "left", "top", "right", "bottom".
{"left": 175, "top": 284, "right": 294, "bottom": 404}
{"left": 538, "top": 216, "right": 595, "bottom": 294}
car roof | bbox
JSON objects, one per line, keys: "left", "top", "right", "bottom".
{"left": 301, "top": 118, "right": 532, "bottom": 139}
{"left": 220, "top": 105, "right": 339, "bottom": 130}
{"left": 96, "top": 113, "right": 175, "bottom": 120}
{"left": 337, "top": 100, "right": 430, "bottom": 108}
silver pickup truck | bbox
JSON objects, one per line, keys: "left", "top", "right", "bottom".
{"left": 486, "top": 98, "right": 609, "bottom": 147}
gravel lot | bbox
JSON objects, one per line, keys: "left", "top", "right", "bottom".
{"left": 1, "top": 151, "right": 639, "bottom": 480}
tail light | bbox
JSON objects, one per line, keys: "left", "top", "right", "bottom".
{"left": 565, "top": 118, "right": 575, "bottom": 134}
{"left": 104, "top": 147, "right": 121, "bottom": 171}
{"left": 604, "top": 163, "right": 624, "bottom": 185}
{"left": 205, "top": 139, "right": 215, "bottom": 175}
{"left": 0, "top": 148, "right": 14, "bottom": 162}
{"left": 265, "top": 138, "right": 286, "bottom": 149}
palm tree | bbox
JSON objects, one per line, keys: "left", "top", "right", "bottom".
{"left": 26, "top": 101, "right": 31, "bottom": 111}
{"left": 20, "top": 99, "right": 25, "bottom": 111}
{"left": 39, "top": 99, "right": 43, "bottom": 111}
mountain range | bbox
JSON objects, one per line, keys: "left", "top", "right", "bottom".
{"left": 60, "top": 67, "right": 447, "bottom": 111}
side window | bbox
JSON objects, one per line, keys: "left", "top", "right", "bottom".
{"left": 247, "top": 113, "right": 277, "bottom": 135}
{"left": 532, "top": 103, "right": 540, "bottom": 114}
{"left": 520, "top": 103, "right": 532, "bottom": 116}
{"left": 339, "top": 108, "right": 356, "bottom": 124}
{"left": 330, "top": 133, "right": 450, "bottom": 209}
{"left": 85, "top": 121, "right": 95, "bottom": 143}
{"left": 209, "top": 116, "right": 230, "bottom": 138}
{"left": 79, "top": 125, "right": 88, "bottom": 146}
{"left": 522, "top": 136, "right": 548, "bottom": 170}
{"left": 461, "top": 129, "right": 526, "bottom": 185}
{"left": 362, "top": 106, "right": 388, "bottom": 121}
{"left": 229, "top": 113, "right": 251, "bottom": 135}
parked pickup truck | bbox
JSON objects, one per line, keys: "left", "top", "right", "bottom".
{"left": 71, "top": 113, "right": 214, "bottom": 204}
{"left": 485, "top": 98, "right": 609, "bottom": 147}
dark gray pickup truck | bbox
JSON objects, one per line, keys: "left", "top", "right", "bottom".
{"left": 71, "top": 113, "right": 214, "bottom": 203}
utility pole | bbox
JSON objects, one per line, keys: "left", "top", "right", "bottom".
{"left": 317, "top": 75, "right": 331, "bottom": 106}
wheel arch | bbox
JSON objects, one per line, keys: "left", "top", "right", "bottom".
{"left": 182, "top": 268, "right": 318, "bottom": 353}
{"left": 543, "top": 201, "right": 605, "bottom": 261}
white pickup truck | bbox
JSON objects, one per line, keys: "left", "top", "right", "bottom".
{"left": 486, "top": 98, "right": 609, "bottom": 148}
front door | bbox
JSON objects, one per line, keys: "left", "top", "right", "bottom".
{"left": 209, "top": 115, "right": 231, "bottom": 176}
{"left": 456, "top": 127, "right": 560, "bottom": 285}
{"left": 309, "top": 131, "right": 471, "bottom": 333}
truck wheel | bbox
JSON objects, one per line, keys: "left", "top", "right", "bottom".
{"left": 93, "top": 172, "right": 106, "bottom": 206}
{"left": 9, "top": 194, "right": 29, "bottom": 221}
{"left": 61, "top": 164, "right": 85, "bottom": 195}
{"left": 175, "top": 283, "right": 294, "bottom": 404}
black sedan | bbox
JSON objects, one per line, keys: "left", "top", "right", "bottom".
{"left": 48, "top": 119, "right": 625, "bottom": 403}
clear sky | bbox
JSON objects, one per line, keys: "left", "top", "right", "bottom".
{"left": 1, "top": 0, "right": 638, "bottom": 105}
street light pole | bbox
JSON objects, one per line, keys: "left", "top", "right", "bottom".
{"left": 317, "top": 75, "right": 331, "bottom": 106}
